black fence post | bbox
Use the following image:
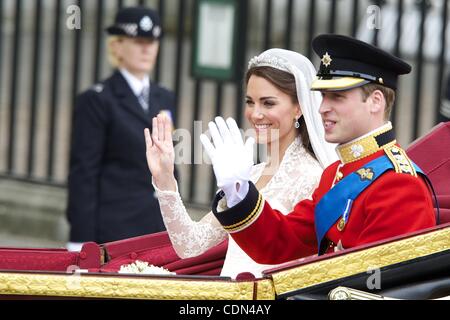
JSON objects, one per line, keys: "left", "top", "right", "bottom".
{"left": 350, "top": 0, "right": 360, "bottom": 37}
{"left": 412, "top": 0, "right": 428, "bottom": 140}
{"left": 235, "top": 0, "right": 249, "bottom": 129}
{"left": 373, "top": 0, "right": 382, "bottom": 46}
{"left": 306, "top": 0, "right": 316, "bottom": 59}
{"left": 66, "top": 0, "right": 85, "bottom": 179}
{"left": 93, "top": 0, "right": 105, "bottom": 83}
{"left": 174, "top": 0, "right": 186, "bottom": 113}
{"left": 0, "top": 0, "right": 3, "bottom": 139}
{"left": 27, "top": 0, "right": 43, "bottom": 178}
{"left": 284, "top": 0, "right": 294, "bottom": 50}
{"left": 263, "top": 0, "right": 273, "bottom": 50}
{"left": 7, "top": 0, "right": 22, "bottom": 174}
{"left": 391, "top": 0, "right": 404, "bottom": 127}
{"left": 328, "top": 0, "right": 338, "bottom": 34}
{"left": 435, "top": 0, "right": 449, "bottom": 123}
{"left": 154, "top": 0, "right": 165, "bottom": 83}
{"left": 47, "top": 0, "right": 63, "bottom": 181}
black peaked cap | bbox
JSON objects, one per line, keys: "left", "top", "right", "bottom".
{"left": 311, "top": 34, "right": 411, "bottom": 91}
{"left": 106, "top": 6, "right": 162, "bottom": 40}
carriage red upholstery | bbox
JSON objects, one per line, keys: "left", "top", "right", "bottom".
{"left": 0, "top": 242, "right": 101, "bottom": 272}
{"left": 407, "top": 121, "right": 450, "bottom": 223}
{"left": 100, "top": 231, "right": 228, "bottom": 276}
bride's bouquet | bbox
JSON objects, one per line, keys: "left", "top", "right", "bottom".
{"left": 118, "top": 260, "right": 176, "bottom": 275}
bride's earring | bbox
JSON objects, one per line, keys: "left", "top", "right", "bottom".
{"left": 294, "top": 118, "right": 300, "bottom": 129}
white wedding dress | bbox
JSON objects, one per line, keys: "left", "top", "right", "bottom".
{"left": 153, "top": 137, "right": 322, "bottom": 278}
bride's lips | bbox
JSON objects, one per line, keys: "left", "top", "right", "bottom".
{"left": 253, "top": 123, "right": 272, "bottom": 132}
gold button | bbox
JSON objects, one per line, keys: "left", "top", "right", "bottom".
{"left": 337, "top": 218, "right": 346, "bottom": 231}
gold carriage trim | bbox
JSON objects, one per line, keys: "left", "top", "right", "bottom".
{"left": 268, "top": 227, "right": 450, "bottom": 296}
{"left": 223, "top": 193, "right": 264, "bottom": 233}
{"left": 255, "top": 279, "right": 277, "bottom": 300}
{"left": 384, "top": 145, "right": 417, "bottom": 177}
{"left": 0, "top": 272, "right": 272, "bottom": 300}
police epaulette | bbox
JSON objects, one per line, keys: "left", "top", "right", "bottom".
{"left": 384, "top": 146, "right": 417, "bottom": 177}
{"left": 90, "top": 84, "right": 104, "bottom": 93}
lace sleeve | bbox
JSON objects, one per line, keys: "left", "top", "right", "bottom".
{"left": 153, "top": 179, "right": 227, "bottom": 259}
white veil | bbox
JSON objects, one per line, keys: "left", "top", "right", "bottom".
{"left": 248, "top": 48, "right": 338, "bottom": 168}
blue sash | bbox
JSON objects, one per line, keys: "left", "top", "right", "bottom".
{"left": 314, "top": 155, "right": 423, "bottom": 254}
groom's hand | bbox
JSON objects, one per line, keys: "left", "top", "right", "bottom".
{"left": 200, "top": 117, "right": 255, "bottom": 207}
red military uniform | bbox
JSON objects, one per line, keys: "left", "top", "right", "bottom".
{"left": 212, "top": 125, "right": 436, "bottom": 264}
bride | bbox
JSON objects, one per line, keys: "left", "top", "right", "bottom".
{"left": 144, "top": 49, "right": 337, "bottom": 278}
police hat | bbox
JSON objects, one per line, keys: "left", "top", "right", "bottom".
{"left": 106, "top": 7, "right": 162, "bottom": 40}
{"left": 311, "top": 34, "right": 411, "bottom": 91}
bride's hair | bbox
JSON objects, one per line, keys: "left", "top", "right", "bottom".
{"left": 245, "top": 66, "right": 316, "bottom": 160}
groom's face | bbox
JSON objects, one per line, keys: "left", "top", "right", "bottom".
{"left": 319, "top": 88, "right": 373, "bottom": 144}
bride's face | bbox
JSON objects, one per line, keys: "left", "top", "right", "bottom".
{"left": 245, "top": 75, "right": 301, "bottom": 145}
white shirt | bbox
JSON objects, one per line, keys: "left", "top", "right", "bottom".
{"left": 119, "top": 68, "right": 150, "bottom": 97}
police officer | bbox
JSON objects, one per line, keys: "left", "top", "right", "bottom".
{"left": 66, "top": 7, "right": 176, "bottom": 250}
{"left": 200, "top": 34, "right": 436, "bottom": 263}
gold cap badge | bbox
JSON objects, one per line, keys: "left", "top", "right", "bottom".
{"left": 321, "top": 52, "right": 332, "bottom": 67}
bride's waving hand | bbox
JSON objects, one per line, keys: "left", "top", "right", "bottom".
{"left": 144, "top": 114, "right": 177, "bottom": 192}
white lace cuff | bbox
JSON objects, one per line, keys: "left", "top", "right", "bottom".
{"left": 152, "top": 177, "right": 179, "bottom": 196}
{"left": 152, "top": 177, "right": 227, "bottom": 259}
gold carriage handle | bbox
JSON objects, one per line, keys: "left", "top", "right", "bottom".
{"left": 328, "top": 287, "right": 398, "bottom": 300}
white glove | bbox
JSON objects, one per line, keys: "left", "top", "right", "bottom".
{"left": 200, "top": 117, "right": 255, "bottom": 208}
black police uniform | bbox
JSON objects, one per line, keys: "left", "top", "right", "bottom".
{"left": 66, "top": 7, "right": 176, "bottom": 244}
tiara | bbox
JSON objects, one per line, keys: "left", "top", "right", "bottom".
{"left": 248, "top": 53, "right": 291, "bottom": 72}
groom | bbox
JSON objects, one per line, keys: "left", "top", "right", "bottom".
{"left": 201, "top": 34, "right": 436, "bottom": 263}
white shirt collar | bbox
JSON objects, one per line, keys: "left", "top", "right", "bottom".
{"left": 119, "top": 68, "right": 150, "bottom": 96}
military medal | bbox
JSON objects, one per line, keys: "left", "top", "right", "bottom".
{"left": 337, "top": 217, "right": 346, "bottom": 231}
{"left": 337, "top": 199, "right": 353, "bottom": 232}
{"left": 356, "top": 167, "right": 374, "bottom": 181}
